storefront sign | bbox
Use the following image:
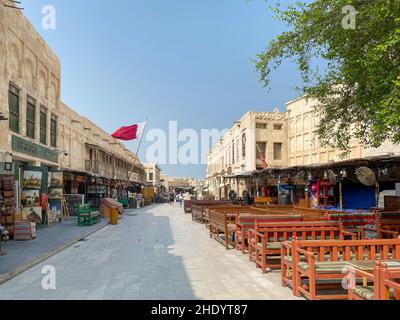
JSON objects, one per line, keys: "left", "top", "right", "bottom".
{"left": 12, "top": 135, "right": 58, "bottom": 163}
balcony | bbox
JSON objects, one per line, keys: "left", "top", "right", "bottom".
{"left": 85, "top": 160, "right": 117, "bottom": 179}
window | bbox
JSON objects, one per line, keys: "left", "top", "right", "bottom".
{"left": 40, "top": 106, "right": 47, "bottom": 145}
{"left": 236, "top": 139, "right": 239, "bottom": 163}
{"left": 149, "top": 172, "right": 154, "bottom": 181}
{"left": 232, "top": 141, "right": 235, "bottom": 164}
{"left": 50, "top": 114, "right": 57, "bottom": 147}
{"left": 256, "top": 123, "right": 267, "bottom": 129}
{"left": 274, "top": 143, "right": 283, "bottom": 160}
{"left": 26, "top": 96, "right": 36, "bottom": 139}
{"left": 8, "top": 84, "right": 20, "bottom": 133}
{"left": 273, "top": 123, "right": 283, "bottom": 130}
{"left": 256, "top": 142, "right": 267, "bottom": 160}
{"left": 242, "top": 133, "right": 246, "bottom": 158}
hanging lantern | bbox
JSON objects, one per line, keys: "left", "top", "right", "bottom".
{"left": 311, "top": 184, "right": 317, "bottom": 193}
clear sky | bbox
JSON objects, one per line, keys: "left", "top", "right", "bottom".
{"left": 22, "top": 0, "right": 308, "bottom": 179}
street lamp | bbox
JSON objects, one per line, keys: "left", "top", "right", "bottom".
{"left": 0, "top": 113, "right": 8, "bottom": 121}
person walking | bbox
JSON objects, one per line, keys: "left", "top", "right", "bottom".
{"left": 178, "top": 193, "right": 184, "bottom": 209}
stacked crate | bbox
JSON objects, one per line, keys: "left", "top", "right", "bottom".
{"left": 13, "top": 221, "right": 36, "bottom": 241}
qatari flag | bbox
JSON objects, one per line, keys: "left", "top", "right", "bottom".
{"left": 111, "top": 122, "right": 146, "bottom": 141}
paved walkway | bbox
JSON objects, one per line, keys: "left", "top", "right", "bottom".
{"left": 0, "top": 204, "right": 299, "bottom": 300}
{"left": 0, "top": 217, "right": 108, "bottom": 284}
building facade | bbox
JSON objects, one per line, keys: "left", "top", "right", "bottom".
{"left": 144, "top": 163, "right": 161, "bottom": 188}
{"left": 207, "top": 97, "right": 400, "bottom": 199}
{"left": 0, "top": 6, "right": 145, "bottom": 212}
{"left": 206, "top": 111, "right": 287, "bottom": 198}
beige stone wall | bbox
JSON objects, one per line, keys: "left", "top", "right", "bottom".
{"left": 206, "top": 110, "right": 287, "bottom": 197}
{"left": 0, "top": 6, "right": 61, "bottom": 166}
{"left": 286, "top": 96, "right": 400, "bottom": 164}
{"left": 0, "top": 6, "right": 144, "bottom": 182}
{"left": 144, "top": 163, "right": 161, "bottom": 186}
{"left": 286, "top": 96, "right": 363, "bottom": 166}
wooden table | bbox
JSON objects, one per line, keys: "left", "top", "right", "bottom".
{"left": 346, "top": 260, "right": 400, "bottom": 271}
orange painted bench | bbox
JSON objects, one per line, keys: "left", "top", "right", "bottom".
{"left": 380, "top": 263, "right": 400, "bottom": 300}
{"left": 347, "top": 261, "right": 400, "bottom": 300}
{"left": 288, "top": 238, "right": 400, "bottom": 300}
{"left": 204, "top": 206, "right": 264, "bottom": 227}
{"left": 249, "top": 221, "right": 352, "bottom": 274}
{"left": 209, "top": 209, "right": 298, "bottom": 250}
{"left": 236, "top": 214, "right": 302, "bottom": 254}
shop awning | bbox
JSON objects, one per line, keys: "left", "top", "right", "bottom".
{"left": 235, "top": 171, "right": 257, "bottom": 178}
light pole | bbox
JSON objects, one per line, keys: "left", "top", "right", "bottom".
{"left": 0, "top": 113, "right": 8, "bottom": 121}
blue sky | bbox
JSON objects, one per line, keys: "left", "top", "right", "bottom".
{"left": 23, "top": 0, "right": 307, "bottom": 179}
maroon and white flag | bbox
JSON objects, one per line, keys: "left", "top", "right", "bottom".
{"left": 111, "top": 121, "right": 146, "bottom": 141}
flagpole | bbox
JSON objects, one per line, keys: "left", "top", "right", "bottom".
{"left": 135, "top": 116, "right": 148, "bottom": 158}
{"left": 126, "top": 117, "right": 148, "bottom": 189}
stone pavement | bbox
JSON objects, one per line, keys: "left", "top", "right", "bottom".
{"left": 0, "top": 217, "right": 108, "bottom": 284}
{"left": 0, "top": 204, "right": 301, "bottom": 300}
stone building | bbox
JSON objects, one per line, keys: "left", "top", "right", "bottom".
{"left": 286, "top": 96, "right": 400, "bottom": 165}
{"left": 0, "top": 6, "right": 145, "bottom": 210}
{"left": 206, "top": 111, "right": 287, "bottom": 199}
{"left": 207, "top": 97, "right": 400, "bottom": 199}
{"left": 143, "top": 163, "right": 161, "bottom": 189}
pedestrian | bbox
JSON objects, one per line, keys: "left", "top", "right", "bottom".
{"left": 178, "top": 193, "right": 184, "bottom": 209}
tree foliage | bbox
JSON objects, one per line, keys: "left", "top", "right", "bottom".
{"left": 255, "top": 0, "right": 400, "bottom": 152}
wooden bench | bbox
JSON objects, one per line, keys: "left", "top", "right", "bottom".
{"left": 249, "top": 221, "right": 352, "bottom": 274}
{"left": 192, "top": 204, "right": 245, "bottom": 224}
{"left": 288, "top": 238, "right": 400, "bottom": 300}
{"left": 380, "top": 263, "right": 400, "bottom": 300}
{"left": 186, "top": 200, "right": 230, "bottom": 214}
{"left": 204, "top": 206, "right": 289, "bottom": 227}
{"left": 236, "top": 214, "right": 302, "bottom": 254}
{"left": 347, "top": 262, "right": 381, "bottom": 300}
{"left": 209, "top": 210, "right": 237, "bottom": 250}
{"left": 77, "top": 204, "right": 101, "bottom": 226}
{"left": 348, "top": 261, "right": 400, "bottom": 300}
{"left": 360, "top": 218, "right": 399, "bottom": 239}
{"left": 253, "top": 197, "right": 279, "bottom": 207}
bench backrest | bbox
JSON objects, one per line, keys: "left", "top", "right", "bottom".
{"left": 380, "top": 219, "right": 400, "bottom": 231}
{"left": 294, "top": 239, "right": 400, "bottom": 262}
{"left": 209, "top": 210, "right": 235, "bottom": 226}
{"left": 379, "top": 210, "right": 400, "bottom": 220}
{"left": 329, "top": 212, "right": 375, "bottom": 229}
{"left": 255, "top": 221, "right": 341, "bottom": 242}
{"left": 77, "top": 204, "right": 91, "bottom": 213}
{"left": 237, "top": 214, "right": 302, "bottom": 229}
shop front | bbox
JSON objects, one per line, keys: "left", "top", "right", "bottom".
{"left": 62, "top": 171, "right": 86, "bottom": 216}
{"left": 86, "top": 176, "right": 107, "bottom": 209}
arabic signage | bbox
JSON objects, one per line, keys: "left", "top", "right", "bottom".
{"left": 12, "top": 135, "right": 59, "bottom": 163}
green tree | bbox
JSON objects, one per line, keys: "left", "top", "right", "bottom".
{"left": 255, "top": 0, "right": 400, "bottom": 153}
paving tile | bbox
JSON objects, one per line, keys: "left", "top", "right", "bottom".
{"left": 0, "top": 205, "right": 299, "bottom": 300}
